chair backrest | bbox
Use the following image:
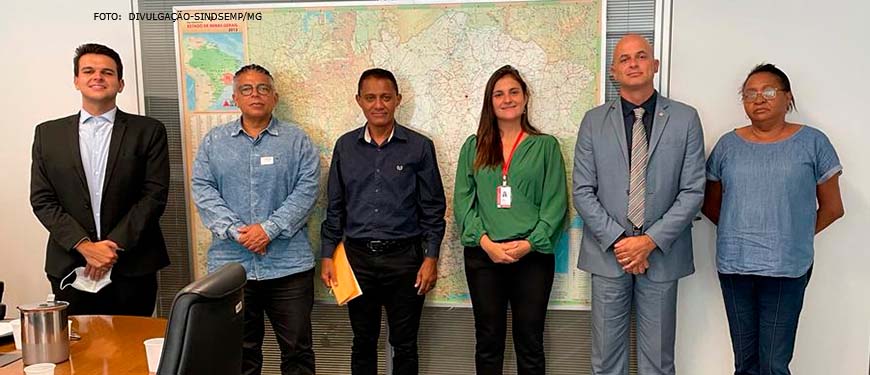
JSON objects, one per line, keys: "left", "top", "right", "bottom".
{"left": 157, "top": 263, "right": 246, "bottom": 375}
{"left": 0, "top": 281, "right": 5, "bottom": 319}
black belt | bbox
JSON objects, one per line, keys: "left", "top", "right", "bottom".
{"left": 346, "top": 237, "right": 420, "bottom": 254}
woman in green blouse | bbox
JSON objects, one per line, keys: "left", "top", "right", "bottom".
{"left": 454, "top": 65, "right": 568, "bottom": 375}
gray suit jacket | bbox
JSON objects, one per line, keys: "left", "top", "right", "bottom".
{"left": 572, "top": 95, "right": 705, "bottom": 282}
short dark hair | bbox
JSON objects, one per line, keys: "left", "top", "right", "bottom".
{"left": 74, "top": 43, "right": 123, "bottom": 79}
{"left": 234, "top": 64, "right": 273, "bottom": 81}
{"left": 357, "top": 68, "right": 399, "bottom": 96}
{"left": 741, "top": 63, "right": 796, "bottom": 112}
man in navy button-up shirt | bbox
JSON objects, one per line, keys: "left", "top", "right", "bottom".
{"left": 192, "top": 64, "right": 319, "bottom": 375}
{"left": 320, "top": 68, "right": 446, "bottom": 375}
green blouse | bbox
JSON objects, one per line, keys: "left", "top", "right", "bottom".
{"left": 453, "top": 133, "right": 568, "bottom": 254}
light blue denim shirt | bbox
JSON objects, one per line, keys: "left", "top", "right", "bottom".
{"left": 706, "top": 125, "right": 842, "bottom": 277}
{"left": 79, "top": 107, "right": 117, "bottom": 238}
{"left": 192, "top": 116, "right": 320, "bottom": 280}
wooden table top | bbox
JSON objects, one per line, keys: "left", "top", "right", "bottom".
{"left": 0, "top": 315, "right": 167, "bottom": 374}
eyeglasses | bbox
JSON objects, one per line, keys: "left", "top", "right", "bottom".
{"left": 237, "top": 84, "right": 274, "bottom": 96}
{"left": 741, "top": 87, "right": 785, "bottom": 102}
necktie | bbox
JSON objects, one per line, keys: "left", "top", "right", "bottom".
{"left": 628, "top": 107, "right": 647, "bottom": 228}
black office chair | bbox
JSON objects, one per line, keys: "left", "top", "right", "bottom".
{"left": 157, "top": 263, "right": 246, "bottom": 375}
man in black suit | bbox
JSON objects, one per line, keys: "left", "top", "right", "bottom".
{"left": 30, "top": 43, "right": 170, "bottom": 316}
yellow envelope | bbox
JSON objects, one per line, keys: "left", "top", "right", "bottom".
{"left": 332, "top": 242, "right": 362, "bottom": 305}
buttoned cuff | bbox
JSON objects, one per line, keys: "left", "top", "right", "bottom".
{"left": 425, "top": 239, "right": 442, "bottom": 258}
{"left": 227, "top": 223, "right": 244, "bottom": 241}
{"left": 261, "top": 220, "right": 280, "bottom": 241}
{"left": 321, "top": 240, "right": 338, "bottom": 259}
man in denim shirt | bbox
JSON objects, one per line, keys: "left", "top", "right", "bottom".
{"left": 192, "top": 64, "right": 320, "bottom": 375}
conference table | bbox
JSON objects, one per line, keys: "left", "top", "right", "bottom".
{"left": 0, "top": 315, "right": 166, "bottom": 374}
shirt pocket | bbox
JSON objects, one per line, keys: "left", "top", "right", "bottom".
{"left": 385, "top": 158, "right": 419, "bottom": 188}
{"left": 253, "top": 150, "right": 293, "bottom": 184}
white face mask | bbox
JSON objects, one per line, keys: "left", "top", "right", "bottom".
{"left": 60, "top": 267, "right": 112, "bottom": 293}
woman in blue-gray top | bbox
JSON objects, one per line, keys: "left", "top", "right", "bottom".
{"left": 702, "top": 63, "right": 844, "bottom": 375}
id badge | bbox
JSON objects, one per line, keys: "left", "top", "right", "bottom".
{"left": 496, "top": 185, "right": 512, "bottom": 208}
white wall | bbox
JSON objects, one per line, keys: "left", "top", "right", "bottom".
{"left": 0, "top": 0, "right": 139, "bottom": 315}
{"left": 671, "top": 0, "right": 870, "bottom": 374}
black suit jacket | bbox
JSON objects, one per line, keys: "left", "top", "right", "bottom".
{"left": 30, "top": 110, "right": 170, "bottom": 278}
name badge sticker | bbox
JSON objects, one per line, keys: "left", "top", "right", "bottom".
{"left": 260, "top": 156, "right": 274, "bottom": 165}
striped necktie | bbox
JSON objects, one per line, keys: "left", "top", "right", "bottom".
{"left": 628, "top": 107, "right": 647, "bottom": 228}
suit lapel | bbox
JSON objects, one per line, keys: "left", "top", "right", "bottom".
{"left": 66, "top": 113, "right": 91, "bottom": 196}
{"left": 103, "top": 110, "right": 128, "bottom": 194}
{"left": 647, "top": 96, "right": 670, "bottom": 159}
{"left": 607, "top": 99, "right": 629, "bottom": 168}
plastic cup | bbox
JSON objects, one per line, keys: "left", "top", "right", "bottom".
{"left": 143, "top": 337, "right": 164, "bottom": 373}
{"left": 23, "top": 363, "right": 56, "bottom": 375}
{"left": 10, "top": 318, "right": 21, "bottom": 350}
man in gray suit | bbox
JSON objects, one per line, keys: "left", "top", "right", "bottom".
{"left": 572, "top": 34, "right": 705, "bottom": 374}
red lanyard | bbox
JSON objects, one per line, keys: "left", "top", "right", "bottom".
{"left": 501, "top": 130, "right": 525, "bottom": 185}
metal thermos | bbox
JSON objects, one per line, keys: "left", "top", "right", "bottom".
{"left": 18, "top": 295, "right": 69, "bottom": 365}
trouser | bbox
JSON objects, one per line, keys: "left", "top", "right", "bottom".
{"left": 345, "top": 239, "right": 426, "bottom": 375}
{"left": 590, "top": 272, "right": 679, "bottom": 375}
{"left": 719, "top": 268, "right": 812, "bottom": 375}
{"left": 48, "top": 272, "right": 157, "bottom": 316}
{"left": 464, "top": 246, "right": 555, "bottom": 375}
{"left": 242, "top": 269, "right": 316, "bottom": 375}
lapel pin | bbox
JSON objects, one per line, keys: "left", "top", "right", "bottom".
{"left": 396, "top": 165, "right": 404, "bottom": 171}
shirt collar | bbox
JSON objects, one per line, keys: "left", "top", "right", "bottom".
{"left": 79, "top": 107, "right": 117, "bottom": 126}
{"left": 231, "top": 116, "right": 279, "bottom": 137}
{"left": 620, "top": 90, "right": 658, "bottom": 118}
{"left": 360, "top": 122, "right": 407, "bottom": 145}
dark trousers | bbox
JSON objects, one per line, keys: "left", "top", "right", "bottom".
{"left": 719, "top": 268, "right": 812, "bottom": 375}
{"left": 48, "top": 272, "right": 157, "bottom": 316}
{"left": 464, "top": 247, "right": 555, "bottom": 375}
{"left": 242, "top": 269, "right": 315, "bottom": 375}
{"left": 345, "top": 240, "right": 425, "bottom": 375}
